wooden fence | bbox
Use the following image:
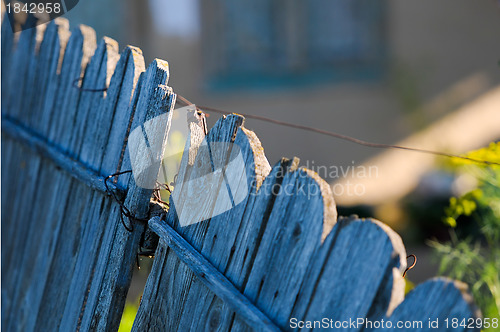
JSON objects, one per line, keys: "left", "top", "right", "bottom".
{"left": 2, "top": 16, "right": 480, "bottom": 331}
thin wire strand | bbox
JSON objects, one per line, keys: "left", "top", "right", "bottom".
{"left": 104, "top": 170, "right": 150, "bottom": 232}
{"left": 403, "top": 254, "right": 417, "bottom": 278}
{"left": 176, "top": 95, "right": 500, "bottom": 167}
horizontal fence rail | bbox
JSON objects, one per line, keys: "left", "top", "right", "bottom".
{"left": 132, "top": 115, "right": 480, "bottom": 331}
{"left": 2, "top": 13, "right": 481, "bottom": 332}
{"left": 1, "top": 117, "right": 125, "bottom": 199}
{"left": 1, "top": 14, "right": 174, "bottom": 332}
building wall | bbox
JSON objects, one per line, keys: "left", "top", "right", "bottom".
{"left": 62, "top": 0, "right": 500, "bottom": 192}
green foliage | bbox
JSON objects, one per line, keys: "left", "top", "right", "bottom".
{"left": 118, "top": 300, "right": 139, "bottom": 332}
{"left": 158, "top": 129, "right": 186, "bottom": 204}
{"left": 429, "top": 143, "right": 500, "bottom": 327}
{"left": 443, "top": 189, "right": 481, "bottom": 227}
{"left": 404, "top": 279, "right": 415, "bottom": 295}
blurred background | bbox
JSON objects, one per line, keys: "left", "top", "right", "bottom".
{"left": 61, "top": 0, "right": 500, "bottom": 325}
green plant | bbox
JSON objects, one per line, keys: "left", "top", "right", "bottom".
{"left": 118, "top": 300, "right": 139, "bottom": 332}
{"left": 429, "top": 143, "right": 500, "bottom": 327}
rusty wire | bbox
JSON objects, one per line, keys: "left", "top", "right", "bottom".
{"left": 176, "top": 95, "right": 500, "bottom": 167}
{"left": 104, "top": 170, "right": 149, "bottom": 232}
{"left": 152, "top": 181, "right": 171, "bottom": 207}
{"left": 403, "top": 254, "right": 417, "bottom": 278}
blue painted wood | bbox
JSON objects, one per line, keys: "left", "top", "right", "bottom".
{"left": 134, "top": 113, "right": 479, "bottom": 331}
{"left": 1, "top": 14, "right": 15, "bottom": 109}
{"left": 1, "top": 15, "right": 172, "bottom": 332}
{"left": 59, "top": 46, "right": 145, "bottom": 332}
{"left": 4, "top": 22, "right": 107, "bottom": 332}
{"left": 99, "top": 46, "right": 145, "bottom": 177}
{"left": 1, "top": 118, "right": 125, "bottom": 199}
{"left": 2, "top": 26, "right": 82, "bottom": 328}
{"left": 28, "top": 34, "right": 119, "bottom": 332}
{"left": 27, "top": 38, "right": 121, "bottom": 331}
{"left": 294, "top": 218, "right": 407, "bottom": 328}
{"left": 18, "top": 23, "right": 47, "bottom": 125}
{"left": 46, "top": 24, "right": 96, "bottom": 143}
{"left": 0, "top": 21, "right": 48, "bottom": 256}
{"left": 1, "top": 12, "right": 481, "bottom": 332}
{"left": 373, "top": 278, "right": 480, "bottom": 332}
{"left": 132, "top": 114, "right": 274, "bottom": 331}
{"left": 32, "top": 18, "right": 73, "bottom": 135}
{"left": 1, "top": 19, "right": 72, "bottom": 331}
{"left": 1, "top": 26, "right": 92, "bottom": 304}
{"left": 143, "top": 217, "right": 281, "bottom": 332}
{"left": 4, "top": 19, "right": 38, "bottom": 117}
{"left": 78, "top": 59, "right": 175, "bottom": 332}
{"left": 0, "top": 21, "right": 40, "bottom": 286}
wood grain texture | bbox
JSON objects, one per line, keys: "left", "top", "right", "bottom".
{"left": 372, "top": 278, "right": 480, "bottom": 332}
{"left": 134, "top": 113, "right": 480, "bottom": 331}
{"left": 1, "top": 14, "right": 172, "bottom": 332}
{"left": 293, "top": 218, "right": 406, "bottom": 328}
{"left": 1, "top": 19, "right": 72, "bottom": 331}
{"left": 140, "top": 217, "right": 280, "bottom": 332}
{"left": 47, "top": 24, "right": 96, "bottom": 143}
{"left": 1, "top": 25, "right": 92, "bottom": 303}
{"left": 1, "top": 15, "right": 15, "bottom": 109}
{"left": 1, "top": 24, "right": 81, "bottom": 329}
{"left": 4, "top": 18, "right": 38, "bottom": 117}
{"left": 133, "top": 114, "right": 335, "bottom": 331}
{"left": 58, "top": 45, "right": 145, "bottom": 332}
{"left": 0, "top": 20, "right": 38, "bottom": 288}
{"left": 1, "top": 118, "right": 125, "bottom": 198}
{"left": 32, "top": 18, "right": 72, "bottom": 135}
{"left": 4, "top": 21, "right": 101, "bottom": 332}
{"left": 78, "top": 59, "right": 175, "bottom": 332}
{"left": 1, "top": 12, "right": 481, "bottom": 332}
{"left": 27, "top": 33, "right": 120, "bottom": 332}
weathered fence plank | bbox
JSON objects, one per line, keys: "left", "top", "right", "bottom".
{"left": 1, "top": 15, "right": 174, "bottom": 332}
{"left": 133, "top": 113, "right": 480, "bottom": 331}
{"left": 2, "top": 20, "right": 52, "bottom": 274}
{"left": 1, "top": 28, "right": 95, "bottom": 308}
{"left": 295, "top": 219, "right": 406, "bottom": 327}
{"left": 99, "top": 45, "right": 145, "bottom": 177}
{"left": 373, "top": 278, "right": 480, "bottom": 332}
{"left": 33, "top": 18, "right": 72, "bottom": 134}
{"left": 1, "top": 19, "right": 46, "bottom": 268}
{"left": 145, "top": 216, "right": 281, "bottom": 332}
{"left": 1, "top": 15, "right": 15, "bottom": 102}
{"left": 28, "top": 35, "right": 119, "bottom": 332}
{"left": 2, "top": 20, "right": 72, "bottom": 330}
{"left": 2, "top": 13, "right": 481, "bottom": 332}
{"left": 78, "top": 59, "right": 175, "bottom": 332}
{"left": 47, "top": 25, "right": 96, "bottom": 143}
{"left": 1, "top": 18, "right": 32, "bottom": 276}
{"left": 58, "top": 45, "right": 145, "bottom": 332}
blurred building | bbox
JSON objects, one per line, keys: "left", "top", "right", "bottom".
{"left": 57, "top": 0, "right": 500, "bottom": 287}
{"left": 200, "top": 1, "right": 386, "bottom": 90}
{"left": 63, "top": 0, "right": 500, "bottom": 207}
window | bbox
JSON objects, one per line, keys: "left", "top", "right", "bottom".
{"left": 201, "top": 0, "right": 387, "bottom": 89}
